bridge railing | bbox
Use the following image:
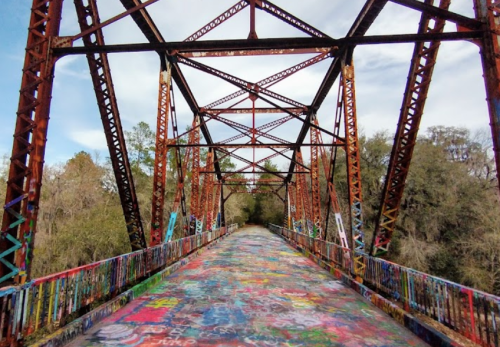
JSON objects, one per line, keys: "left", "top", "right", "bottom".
{"left": 0, "top": 224, "right": 238, "bottom": 345}
{"left": 269, "top": 223, "right": 500, "bottom": 347}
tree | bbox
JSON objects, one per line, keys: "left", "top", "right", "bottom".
{"left": 125, "top": 121, "right": 155, "bottom": 174}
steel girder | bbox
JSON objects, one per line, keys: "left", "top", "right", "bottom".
{"left": 474, "top": 0, "right": 500, "bottom": 206}
{"left": 203, "top": 52, "right": 330, "bottom": 111}
{"left": 185, "top": 1, "right": 248, "bottom": 42}
{"left": 212, "top": 184, "right": 222, "bottom": 230}
{"left": 189, "top": 117, "right": 202, "bottom": 235}
{"left": 370, "top": 0, "right": 451, "bottom": 257}
{"left": 310, "top": 116, "right": 323, "bottom": 239}
{"left": 151, "top": 67, "right": 171, "bottom": 246}
{"left": 1, "top": 0, "right": 64, "bottom": 284}
{"left": 341, "top": 63, "right": 365, "bottom": 277}
{"left": 295, "top": 151, "right": 313, "bottom": 235}
{"left": 75, "top": 0, "right": 147, "bottom": 251}
{"left": 203, "top": 151, "right": 215, "bottom": 231}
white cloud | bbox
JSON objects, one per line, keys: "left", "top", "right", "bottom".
{"left": 68, "top": 129, "right": 108, "bottom": 150}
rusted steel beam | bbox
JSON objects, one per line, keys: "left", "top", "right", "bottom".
{"left": 217, "top": 183, "right": 286, "bottom": 187}
{"left": 341, "top": 63, "right": 364, "bottom": 277}
{"left": 288, "top": 184, "right": 297, "bottom": 229}
{"left": 75, "top": 0, "right": 146, "bottom": 250}
{"left": 55, "top": 37, "right": 335, "bottom": 56}
{"left": 203, "top": 113, "right": 292, "bottom": 145}
{"left": 183, "top": 48, "right": 331, "bottom": 58}
{"left": 371, "top": 0, "right": 451, "bottom": 257}
{"left": 296, "top": 151, "right": 313, "bottom": 234}
{"left": 324, "top": 79, "right": 344, "bottom": 239}
{"left": 222, "top": 148, "right": 296, "bottom": 180}
{"left": 310, "top": 118, "right": 323, "bottom": 239}
{"left": 217, "top": 115, "right": 297, "bottom": 144}
{"left": 222, "top": 178, "right": 284, "bottom": 183}
{"left": 212, "top": 184, "right": 222, "bottom": 230}
{"left": 216, "top": 148, "right": 286, "bottom": 179}
{"left": 166, "top": 143, "right": 343, "bottom": 148}
{"left": 72, "top": 0, "right": 160, "bottom": 42}
{"left": 184, "top": 1, "right": 248, "bottom": 42}
{"left": 54, "top": 32, "right": 482, "bottom": 56}
{"left": 189, "top": 116, "right": 201, "bottom": 235}
{"left": 474, "top": 0, "right": 500, "bottom": 206}
{"left": 203, "top": 171, "right": 310, "bottom": 174}
{"left": 206, "top": 108, "right": 304, "bottom": 114}
{"left": 250, "top": 0, "right": 331, "bottom": 38}
{"left": 203, "top": 52, "right": 330, "bottom": 110}
{"left": 199, "top": 151, "right": 214, "bottom": 231}
{"left": 390, "top": 0, "right": 481, "bottom": 29}
{"left": 170, "top": 117, "right": 198, "bottom": 239}
{"left": 205, "top": 152, "right": 215, "bottom": 230}
{"left": 178, "top": 55, "right": 307, "bottom": 109}
{"left": 311, "top": 115, "right": 348, "bottom": 249}
{"left": 284, "top": 184, "right": 290, "bottom": 228}
{"left": 1, "top": 0, "right": 63, "bottom": 284}
{"left": 150, "top": 67, "right": 171, "bottom": 246}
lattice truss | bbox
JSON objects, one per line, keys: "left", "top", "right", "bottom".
{"left": 1, "top": 0, "right": 498, "bottom": 284}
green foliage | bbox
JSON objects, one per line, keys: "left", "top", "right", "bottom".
{"left": 0, "top": 124, "right": 499, "bottom": 295}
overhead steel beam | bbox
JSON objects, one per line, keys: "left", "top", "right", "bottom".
{"left": 390, "top": 0, "right": 481, "bottom": 29}
{"left": 206, "top": 108, "right": 304, "bottom": 114}
{"left": 54, "top": 32, "right": 481, "bottom": 56}
{"left": 166, "top": 143, "right": 342, "bottom": 148}
{"left": 249, "top": 0, "right": 331, "bottom": 38}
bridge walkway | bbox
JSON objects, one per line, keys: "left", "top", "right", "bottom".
{"left": 67, "top": 226, "right": 428, "bottom": 346}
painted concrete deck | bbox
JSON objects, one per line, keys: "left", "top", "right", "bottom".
{"left": 67, "top": 226, "right": 428, "bottom": 347}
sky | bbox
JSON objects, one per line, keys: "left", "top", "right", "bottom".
{"left": 0, "top": 0, "right": 490, "bottom": 171}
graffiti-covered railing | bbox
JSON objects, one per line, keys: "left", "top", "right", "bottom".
{"left": 0, "top": 224, "right": 238, "bottom": 345}
{"left": 269, "top": 224, "right": 500, "bottom": 347}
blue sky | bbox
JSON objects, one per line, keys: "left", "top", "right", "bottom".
{"left": 0, "top": 0, "right": 491, "bottom": 169}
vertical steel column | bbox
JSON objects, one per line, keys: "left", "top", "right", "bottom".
{"left": 310, "top": 116, "right": 322, "bottom": 239}
{"left": 189, "top": 116, "right": 201, "bottom": 235}
{"left": 204, "top": 151, "right": 215, "bottom": 231}
{"left": 370, "top": 0, "right": 450, "bottom": 256}
{"left": 289, "top": 184, "right": 297, "bottom": 229}
{"left": 151, "top": 65, "right": 171, "bottom": 246}
{"left": 313, "top": 117, "right": 349, "bottom": 250}
{"left": 283, "top": 184, "right": 290, "bottom": 229}
{"left": 75, "top": 0, "right": 146, "bottom": 250}
{"left": 342, "top": 63, "right": 365, "bottom": 278}
{"left": 212, "top": 183, "right": 222, "bottom": 229}
{"left": 474, "top": 0, "right": 500, "bottom": 198}
{"left": 293, "top": 180, "right": 304, "bottom": 233}
{"left": 220, "top": 185, "right": 226, "bottom": 228}
{"left": 296, "top": 150, "right": 312, "bottom": 234}
{"left": 1, "top": 0, "right": 64, "bottom": 284}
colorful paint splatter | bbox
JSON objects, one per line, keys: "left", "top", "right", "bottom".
{"left": 67, "top": 226, "right": 428, "bottom": 346}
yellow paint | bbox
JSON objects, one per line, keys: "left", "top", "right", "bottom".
{"left": 47, "top": 281, "right": 55, "bottom": 325}
{"left": 242, "top": 279, "right": 269, "bottom": 285}
{"left": 286, "top": 295, "right": 314, "bottom": 309}
{"left": 35, "top": 283, "right": 43, "bottom": 331}
{"left": 146, "top": 297, "right": 179, "bottom": 309}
